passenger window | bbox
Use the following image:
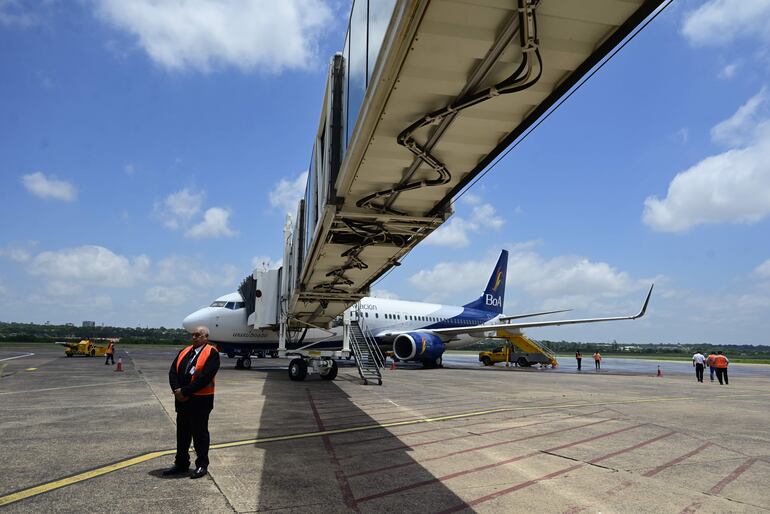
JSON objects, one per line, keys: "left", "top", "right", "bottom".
{"left": 365, "top": 312, "right": 369, "bottom": 318}
{"left": 375, "top": 313, "right": 378, "bottom": 318}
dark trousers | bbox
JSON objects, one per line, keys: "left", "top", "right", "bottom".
{"left": 175, "top": 406, "right": 212, "bottom": 468}
{"left": 105, "top": 353, "right": 114, "bottom": 365}
{"left": 695, "top": 363, "right": 704, "bottom": 382}
{"left": 715, "top": 368, "right": 728, "bottom": 385}
{"left": 595, "top": 360, "right": 600, "bottom": 370}
{"left": 576, "top": 358, "right": 582, "bottom": 370}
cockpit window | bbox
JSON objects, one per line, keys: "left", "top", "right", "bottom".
{"left": 210, "top": 301, "right": 227, "bottom": 307}
{"left": 224, "top": 302, "right": 235, "bottom": 309}
{"left": 234, "top": 302, "right": 245, "bottom": 309}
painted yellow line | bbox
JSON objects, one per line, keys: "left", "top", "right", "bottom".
{"left": 0, "top": 380, "right": 144, "bottom": 396}
{"left": 25, "top": 368, "right": 37, "bottom": 372}
{"left": 1, "top": 391, "right": 768, "bottom": 507}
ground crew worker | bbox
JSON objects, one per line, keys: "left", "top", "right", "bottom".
{"left": 706, "top": 351, "right": 717, "bottom": 382}
{"left": 575, "top": 350, "right": 582, "bottom": 371}
{"left": 163, "top": 326, "right": 220, "bottom": 479}
{"left": 692, "top": 350, "right": 706, "bottom": 383}
{"left": 104, "top": 341, "right": 115, "bottom": 365}
{"left": 713, "top": 350, "right": 729, "bottom": 385}
{"left": 593, "top": 351, "right": 601, "bottom": 371}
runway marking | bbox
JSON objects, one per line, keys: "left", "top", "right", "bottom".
{"left": 1, "top": 391, "right": 769, "bottom": 507}
{"left": 0, "top": 352, "right": 35, "bottom": 362}
{"left": 25, "top": 368, "right": 37, "bottom": 372}
{"left": 0, "top": 380, "right": 144, "bottom": 396}
{"left": 644, "top": 442, "right": 713, "bottom": 477}
{"left": 709, "top": 457, "right": 758, "bottom": 494}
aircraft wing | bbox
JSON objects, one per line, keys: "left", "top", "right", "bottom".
{"left": 381, "top": 285, "right": 653, "bottom": 339}
{"left": 498, "top": 309, "right": 571, "bottom": 322}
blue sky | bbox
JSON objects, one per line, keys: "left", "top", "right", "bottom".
{"left": 1, "top": 0, "right": 769, "bottom": 345}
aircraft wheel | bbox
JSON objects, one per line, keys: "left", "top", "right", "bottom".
{"left": 481, "top": 356, "right": 492, "bottom": 366}
{"left": 235, "top": 358, "right": 243, "bottom": 369}
{"left": 320, "top": 360, "right": 338, "bottom": 380}
{"left": 288, "top": 358, "right": 307, "bottom": 381}
{"left": 436, "top": 356, "right": 443, "bottom": 368}
{"left": 422, "top": 360, "right": 434, "bottom": 369}
{"left": 241, "top": 356, "right": 252, "bottom": 369}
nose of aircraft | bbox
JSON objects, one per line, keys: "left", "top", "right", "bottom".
{"left": 182, "top": 309, "right": 207, "bottom": 333}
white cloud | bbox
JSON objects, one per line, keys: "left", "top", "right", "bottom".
{"left": 155, "top": 188, "right": 205, "bottom": 230}
{"left": 682, "top": 0, "right": 770, "bottom": 47}
{"left": 185, "top": 207, "right": 237, "bottom": 238}
{"left": 124, "top": 163, "right": 135, "bottom": 175}
{"left": 0, "top": 242, "right": 36, "bottom": 263}
{"left": 156, "top": 256, "right": 238, "bottom": 288}
{"left": 0, "top": 0, "right": 40, "bottom": 27}
{"left": 21, "top": 172, "right": 77, "bottom": 201}
{"left": 425, "top": 202, "right": 505, "bottom": 247}
{"left": 719, "top": 63, "right": 739, "bottom": 79}
{"left": 710, "top": 88, "right": 766, "bottom": 146}
{"left": 145, "top": 285, "right": 194, "bottom": 306}
{"left": 27, "top": 245, "right": 150, "bottom": 287}
{"left": 370, "top": 289, "right": 400, "bottom": 300}
{"left": 269, "top": 171, "right": 307, "bottom": 214}
{"left": 754, "top": 259, "right": 770, "bottom": 279}
{"left": 408, "top": 244, "right": 647, "bottom": 308}
{"left": 643, "top": 89, "right": 770, "bottom": 232}
{"left": 93, "top": 0, "right": 333, "bottom": 73}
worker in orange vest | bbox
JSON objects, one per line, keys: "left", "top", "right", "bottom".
{"left": 706, "top": 351, "right": 718, "bottom": 382}
{"left": 163, "top": 326, "right": 220, "bottom": 479}
{"left": 713, "top": 350, "right": 729, "bottom": 385}
{"left": 104, "top": 341, "right": 115, "bottom": 365}
{"left": 593, "top": 351, "right": 601, "bottom": 371}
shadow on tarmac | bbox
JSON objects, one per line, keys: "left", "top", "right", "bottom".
{"left": 251, "top": 367, "right": 468, "bottom": 512}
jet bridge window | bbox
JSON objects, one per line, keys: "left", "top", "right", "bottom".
{"left": 210, "top": 301, "right": 226, "bottom": 308}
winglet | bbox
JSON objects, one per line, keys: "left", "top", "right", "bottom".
{"left": 633, "top": 284, "right": 654, "bottom": 319}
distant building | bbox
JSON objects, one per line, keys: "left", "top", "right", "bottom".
{"left": 65, "top": 323, "right": 74, "bottom": 327}
{"left": 82, "top": 321, "right": 96, "bottom": 327}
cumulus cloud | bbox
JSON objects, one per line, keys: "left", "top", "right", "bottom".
{"left": 93, "top": 0, "right": 333, "bottom": 73}
{"left": 682, "top": 0, "right": 770, "bottom": 47}
{"left": 269, "top": 171, "right": 307, "bottom": 214}
{"left": 408, "top": 244, "right": 648, "bottom": 308}
{"left": 155, "top": 188, "right": 205, "bottom": 229}
{"left": 425, "top": 202, "right": 505, "bottom": 247}
{"left": 754, "top": 259, "right": 770, "bottom": 279}
{"left": 156, "top": 256, "right": 238, "bottom": 288}
{"left": 370, "top": 289, "right": 400, "bottom": 300}
{"left": 185, "top": 207, "right": 237, "bottom": 238}
{"left": 0, "top": 242, "right": 36, "bottom": 263}
{"left": 710, "top": 88, "right": 766, "bottom": 146}
{"left": 21, "top": 172, "right": 77, "bottom": 201}
{"left": 643, "top": 88, "right": 770, "bottom": 232}
{"left": 145, "top": 285, "right": 194, "bottom": 306}
{"left": 27, "top": 245, "right": 150, "bottom": 287}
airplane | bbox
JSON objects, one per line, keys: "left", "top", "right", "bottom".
{"left": 183, "top": 250, "right": 653, "bottom": 370}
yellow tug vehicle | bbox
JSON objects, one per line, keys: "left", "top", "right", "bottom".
{"left": 59, "top": 339, "right": 107, "bottom": 358}
{"left": 478, "top": 331, "right": 558, "bottom": 368}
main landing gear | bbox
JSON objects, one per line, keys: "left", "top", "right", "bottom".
{"left": 288, "top": 357, "right": 338, "bottom": 381}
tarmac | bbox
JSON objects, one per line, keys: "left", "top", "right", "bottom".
{"left": 1, "top": 343, "right": 769, "bottom": 513}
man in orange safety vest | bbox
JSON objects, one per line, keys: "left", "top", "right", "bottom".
{"left": 163, "top": 326, "right": 220, "bottom": 479}
{"left": 712, "top": 350, "right": 729, "bottom": 386}
{"left": 104, "top": 341, "right": 115, "bottom": 365}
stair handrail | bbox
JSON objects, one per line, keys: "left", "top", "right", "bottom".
{"left": 357, "top": 312, "right": 385, "bottom": 368}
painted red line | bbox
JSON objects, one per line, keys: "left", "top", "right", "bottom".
{"left": 307, "top": 390, "right": 359, "bottom": 513}
{"left": 346, "top": 418, "right": 612, "bottom": 478}
{"left": 589, "top": 431, "right": 676, "bottom": 464}
{"left": 544, "top": 423, "right": 645, "bottom": 453}
{"left": 438, "top": 464, "right": 585, "bottom": 514}
{"left": 679, "top": 501, "right": 701, "bottom": 513}
{"left": 355, "top": 451, "right": 539, "bottom": 503}
{"left": 709, "top": 457, "right": 758, "bottom": 494}
{"left": 644, "top": 442, "right": 712, "bottom": 477}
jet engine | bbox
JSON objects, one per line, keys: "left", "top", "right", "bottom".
{"left": 393, "top": 332, "right": 445, "bottom": 368}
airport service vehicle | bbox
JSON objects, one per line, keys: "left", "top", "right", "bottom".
{"left": 58, "top": 340, "right": 106, "bottom": 358}
{"left": 183, "top": 250, "right": 652, "bottom": 379}
{"left": 479, "top": 343, "right": 551, "bottom": 368}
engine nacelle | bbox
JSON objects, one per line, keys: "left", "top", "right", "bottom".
{"left": 393, "top": 332, "right": 445, "bottom": 362}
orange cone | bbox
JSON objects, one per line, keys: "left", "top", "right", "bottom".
{"left": 390, "top": 359, "right": 397, "bottom": 370}
{"left": 115, "top": 358, "right": 124, "bottom": 372}
{"left": 657, "top": 365, "right": 662, "bottom": 377}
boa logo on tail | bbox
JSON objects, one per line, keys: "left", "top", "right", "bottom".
{"left": 485, "top": 294, "right": 502, "bottom": 307}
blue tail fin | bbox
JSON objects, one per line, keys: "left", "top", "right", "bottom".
{"left": 463, "top": 250, "right": 507, "bottom": 314}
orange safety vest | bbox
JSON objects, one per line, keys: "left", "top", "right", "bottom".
{"left": 106, "top": 342, "right": 114, "bottom": 355}
{"left": 706, "top": 354, "right": 717, "bottom": 366}
{"left": 175, "top": 344, "right": 216, "bottom": 396}
{"left": 593, "top": 353, "right": 601, "bottom": 361}
{"left": 713, "top": 355, "right": 728, "bottom": 369}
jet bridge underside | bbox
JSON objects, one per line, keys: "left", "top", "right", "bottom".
{"left": 288, "top": 0, "right": 663, "bottom": 327}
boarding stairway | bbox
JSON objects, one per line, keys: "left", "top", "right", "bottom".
{"left": 496, "top": 330, "right": 559, "bottom": 367}
{"left": 348, "top": 319, "right": 384, "bottom": 385}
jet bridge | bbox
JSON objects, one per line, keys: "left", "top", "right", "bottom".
{"left": 281, "top": 0, "right": 665, "bottom": 329}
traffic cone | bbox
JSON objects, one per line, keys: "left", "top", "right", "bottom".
{"left": 115, "top": 358, "right": 124, "bottom": 372}
{"left": 657, "top": 365, "right": 662, "bottom": 377}
{"left": 390, "top": 359, "right": 397, "bottom": 370}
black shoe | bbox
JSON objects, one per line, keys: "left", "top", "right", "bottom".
{"left": 162, "top": 465, "right": 189, "bottom": 476}
{"left": 190, "top": 467, "right": 208, "bottom": 479}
